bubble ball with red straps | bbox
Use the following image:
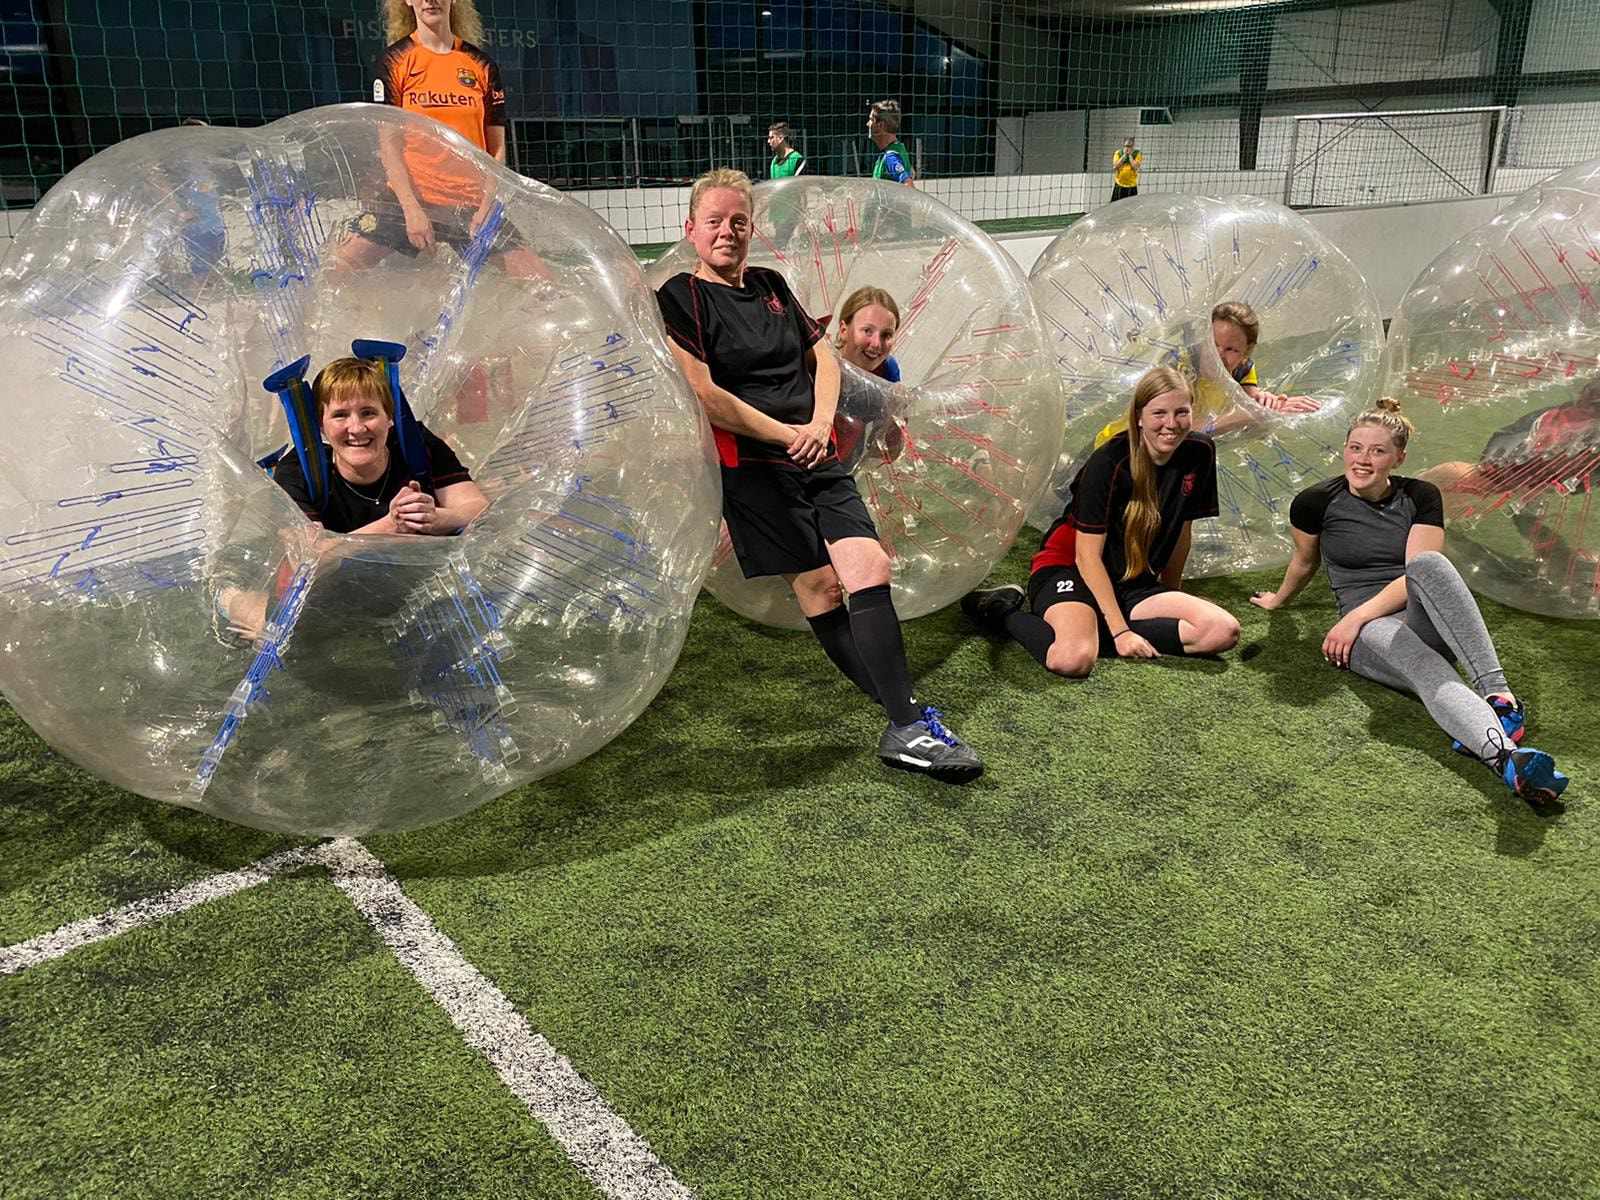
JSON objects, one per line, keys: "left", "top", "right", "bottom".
{"left": 1383, "top": 157, "right": 1600, "bottom": 619}
{"left": 647, "top": 176, "right": 1064, "bottom": 629}
{"left": 0, "top": 105, "right": 719, "bottom": 835}
{"left": 1027, "top": 194, "right": 1386, "bottom": 577}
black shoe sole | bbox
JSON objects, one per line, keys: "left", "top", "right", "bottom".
{"left": 880, "top": 754, "right": 984, "bottom": 785}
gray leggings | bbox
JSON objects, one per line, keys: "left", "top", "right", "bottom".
{"left": 1348, "top": 551, "right": 1514, "bottom": 765}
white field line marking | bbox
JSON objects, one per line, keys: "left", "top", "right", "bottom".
{"left": 320, "top": 838, "right": 694, "bottom": 1200}
{"left": 0, "top": 843, "right": 323, "bottom": 976}
{"left": 0, "top": 838, "right": 694, "bottom": 1199}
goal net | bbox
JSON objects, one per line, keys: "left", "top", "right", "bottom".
{"left": 1283, "top": 106, "right": 1508, "bottom": 208}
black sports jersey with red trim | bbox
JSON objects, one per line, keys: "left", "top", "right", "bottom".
{"left": 272, "top": 423, "right": 470, "bottom": 534}
{"left": 1032, "top": 432, "right": 1219, "bottom": 580}
{"left": 655, "top": 267, "right": 826, "bottom": 468}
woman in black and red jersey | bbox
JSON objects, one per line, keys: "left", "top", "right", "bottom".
{"left": 963, "top": 366, "right": 1241, "bottom": 678}
{"left": 656, "top": 169, "right": 983, "bottom": 784}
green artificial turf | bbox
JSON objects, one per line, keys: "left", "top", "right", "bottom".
{"left": 4, "top": 544, "right": 1598, "bottom": 1198}
{"left": 0, "top": 873, "right": 593, "bottom": 1200}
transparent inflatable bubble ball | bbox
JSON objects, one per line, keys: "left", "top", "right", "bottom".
{"left": 647, "top": 176, "right": 1064, "bottom": 629}
{"left": 1028, "top": 193, "right": 1385, "bottom": 578}
{"left": 1382, "top": 158, "right": 1600, "bottom": 620}
{"left": 0, "top": 104, "right": 720, "bottom": 835}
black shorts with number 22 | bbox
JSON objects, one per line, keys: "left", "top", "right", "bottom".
{"left": 1026, "top": 564, "right": 1167, "bottom": 622}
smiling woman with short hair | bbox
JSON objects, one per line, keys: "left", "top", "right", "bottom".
{"left": 654, "top": 168, "right": 982, "bottom": 784}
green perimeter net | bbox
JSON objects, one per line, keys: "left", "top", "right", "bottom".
{"left": 3, "top": 0, "right": 1600, "bottom": 244}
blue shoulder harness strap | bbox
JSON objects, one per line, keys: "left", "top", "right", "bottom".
{"left": 260, "top": 354, "right": 329, "bottom": 510}
{"left": 352, "top": 338, "right": 433, "bottom": 495}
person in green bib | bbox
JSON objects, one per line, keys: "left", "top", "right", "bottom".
{"left": 767, "top": 122, "right": 806, "bottom": 179}
{"left": 868, "top": 99, "right": 914, "bottom": 185}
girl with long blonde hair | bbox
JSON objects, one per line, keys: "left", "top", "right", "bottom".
{"left": 963, "top": 365, "right": 1241, "bottom": 678}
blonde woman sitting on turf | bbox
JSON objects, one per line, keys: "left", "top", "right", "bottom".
{"left": 1250, "top": 399, "right": 1569, "bottom": 810}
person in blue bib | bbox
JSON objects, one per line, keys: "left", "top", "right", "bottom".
{"left": 1250, "top": 398, "right": 1570, "bottom": 811}
{"left": 655, "top": 168, "right": 981, "bottom": 784}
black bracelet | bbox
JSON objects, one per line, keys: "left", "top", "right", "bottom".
{"left": 1111, "top": 627, "right": 1132, "bottom": 639}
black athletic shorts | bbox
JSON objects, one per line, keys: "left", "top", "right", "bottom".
{"left": 350, "top": 199, "right": 524, "bottom": 259}
{"left": 722, "top": 459, "right": 879, "bottom": 578}
{"left": 1027, "top": 564, "right": 1170, "bottom": 651}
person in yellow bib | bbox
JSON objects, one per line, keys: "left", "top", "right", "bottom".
{"left": 1111, "top": 137, "right": 1141, "bottom": 201}
{"left": 1092, "top": 300, "right": 1322, "bottom": 447}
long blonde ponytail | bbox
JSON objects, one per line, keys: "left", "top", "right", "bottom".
{"left": 1122, "top": 366, "right": 1192, "bottom": 580}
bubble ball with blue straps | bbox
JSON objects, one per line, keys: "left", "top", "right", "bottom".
{"left": 647, "top": 176, "right": 1065, "bottom": 630}
{"left": 0, "top": 104, "right": 719, "bottom": 835}
{"left": 1027, "top": 193, "right": 1386, "bottom": 576}
{"left": 1381, "top": 157, "right": 1600, "bottom": 621}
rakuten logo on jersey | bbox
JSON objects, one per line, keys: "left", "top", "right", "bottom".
{"left": 404, "top": 90, "right": 478, "bottom": 109}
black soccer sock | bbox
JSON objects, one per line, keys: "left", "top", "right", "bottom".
{"left": 1003, "top": 610, "right": 1056, "bottom": 669}
{"left": 1130, "top": 617, "right": 1184, "bottom": 656}
{"left": 847, "top": 584, "right": 921, "bottom": 725}
{"left": 806, "top": 604, "right": 880, "bottom": 704}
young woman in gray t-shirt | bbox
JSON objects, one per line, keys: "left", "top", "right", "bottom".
{"left": 1250, "top": 399, "right": 1569, "bottom": 811}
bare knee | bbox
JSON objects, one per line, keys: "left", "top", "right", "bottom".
{"left": 834, "top": 544, "right": 891, "bottom": 593}
{"left": 1186, "top": 612, "right": 1240, "bottom": 655}
{"left": 1210, "top": 612, "right": 1242, "bottom": 653}
{"left": 790, "top": 569, "right": 844, "bottom": 614}
{"left": 1045, "top": 642, "right": 1096, "bottom": 678}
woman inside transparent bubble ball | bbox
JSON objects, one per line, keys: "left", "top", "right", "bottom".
{"left": 217, "top": 348, "right": 487, "bottom": 641}
{"left": 654, "top": 168, "right": 983, "bottom": 784}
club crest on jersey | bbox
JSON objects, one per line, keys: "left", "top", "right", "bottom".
{"left": 764, "top": 294, "right": 784, "bottom": 315}
{"left": 372, "top": 79, "right": 385, "bottom": 102}
{"left": 1182, "top": 472, "right": 1197, "bottom": 495}
{"left": 457, "top": 67, "right": 478, "bottom": 87}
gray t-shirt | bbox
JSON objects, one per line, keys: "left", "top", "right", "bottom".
{"left": 1290, "top": 475, "right": 1444, "bottom": 615}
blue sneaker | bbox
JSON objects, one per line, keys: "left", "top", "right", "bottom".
{"left": 1500, "top": 747, "right": 1569, "bottom": 808}
{"left": 1452, "top": 694, "right": 1526, "bottom": 757}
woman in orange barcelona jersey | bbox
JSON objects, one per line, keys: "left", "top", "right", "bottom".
{"left": 343, "top": 0, "right": 540, "bottom": 273}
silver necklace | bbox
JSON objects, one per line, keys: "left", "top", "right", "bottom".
{"left": 338, "top": 459, "right": 392, "bottom": 505}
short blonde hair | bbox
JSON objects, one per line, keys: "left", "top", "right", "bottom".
{"left": 869, "top": 100, "right": 903, "bottom": 134}
{"left": 1347, "top": 397, "right": 1414, "bottom": 451}
{"left": 386, "top": 0, "right": 483, "bottom": 44}
{"left": 688, "top": 168, "right": 753, "bottom": 220}
{"left": 312, "top": 357, "right": 394, "bottom": 420}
